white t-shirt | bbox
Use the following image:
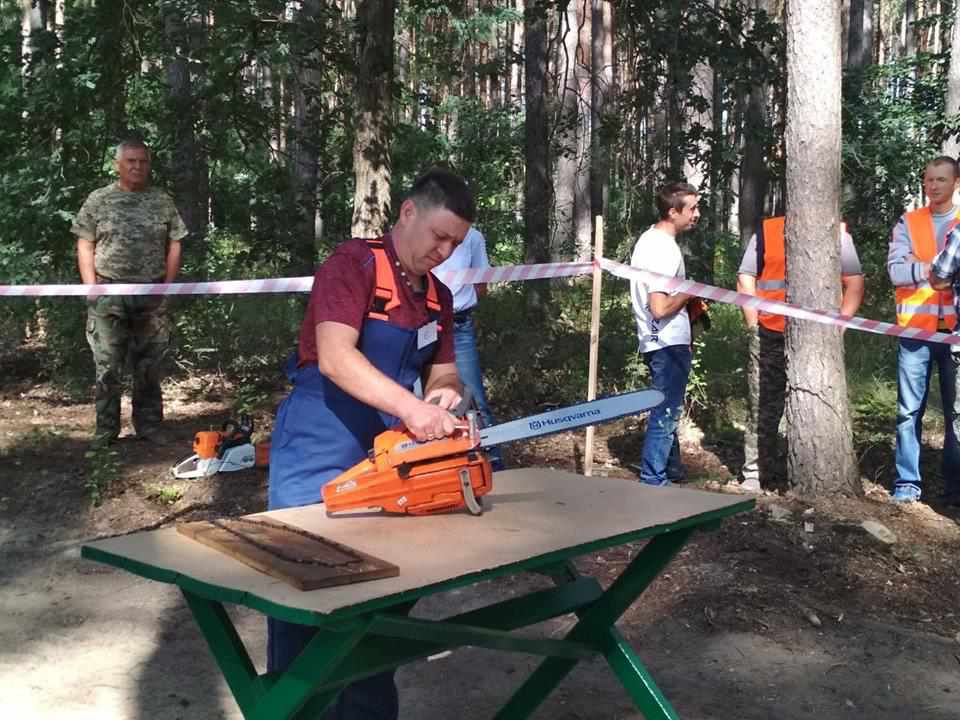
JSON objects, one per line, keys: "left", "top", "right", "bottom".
{"left": 434, "top": 227, "right": 490, "bottom": 313}
{"left": 630, "top": 226, "right": 691, "bottom": 353}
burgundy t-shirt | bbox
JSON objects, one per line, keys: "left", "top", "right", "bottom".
{"left": 297, "top": 233, "right": 455, "bottom": 368}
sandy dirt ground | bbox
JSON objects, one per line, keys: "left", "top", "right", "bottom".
{"left": 3, "top": 362, "right": 960, "bottom": 719}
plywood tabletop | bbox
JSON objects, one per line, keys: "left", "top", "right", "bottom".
{"left": 82, "top": 469, "right": 753, "bottom": 623}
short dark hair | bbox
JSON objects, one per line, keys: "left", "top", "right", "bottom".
{"left": 926, "top": 155, "right": 959, "bottom": 178}
{"left": 655, "top": 182, "right": 698, "bottom": 220}
{"left": 407, "top": 168, "right": 476, "bottom": 223}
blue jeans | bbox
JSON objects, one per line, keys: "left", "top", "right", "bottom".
{"left": 453, "top": 312, "right": 503, "bottom": 469}
{"left": 640, "top": 345, "right": 692, "bottom": 485}
{"left": 895, "top": 339, "right": 960, "bottom": 490}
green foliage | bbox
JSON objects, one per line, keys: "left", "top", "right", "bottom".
{"left": 145, "top": 482, "right": 184, "bottom": 505}
{"left": 84, "top": 445, "right": 120, "bottom": 506}
{"left": 173, "top": 229, "right": 305, "bottom": 382}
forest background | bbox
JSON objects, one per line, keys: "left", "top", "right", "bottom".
{"left": 1, "top": 0, "right": 955, "bottom": 491}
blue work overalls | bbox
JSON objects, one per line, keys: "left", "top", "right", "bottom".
{"left": 267, "top": 239, "right": 443, "bottom": 720}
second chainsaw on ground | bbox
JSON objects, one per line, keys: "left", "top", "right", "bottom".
{"left": 321, "top": 388, "right": 665, "bottom": 517}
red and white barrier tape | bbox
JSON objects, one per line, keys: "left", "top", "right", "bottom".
{"left": 3, "top": 256, "right": 956, "bottom": 347}
{"left": 0, "top": 277, "right": 314, "bottom": 298}
{"left": 0, "top": 262, "right": 594, "bottom": 298}
{"left": 598, "top": 257, "right": 960, "bottom": 347}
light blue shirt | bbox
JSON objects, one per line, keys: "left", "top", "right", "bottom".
{"left": 434, "top": 227, "right": 491, "bottom": 313}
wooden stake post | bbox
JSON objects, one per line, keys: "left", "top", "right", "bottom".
{"left": 584, "top": 216, "right": 604, "bottom": 476}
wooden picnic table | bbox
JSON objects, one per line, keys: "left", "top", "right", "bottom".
{"left": 82, "top": 468, "right": 753, "bottom": 719}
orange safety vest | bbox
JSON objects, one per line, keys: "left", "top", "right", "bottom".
{"left": 755, "top": 217, "right": 852, "bottom": 333}
{"left": 755, "top": 217, "right": 788, "bottom": 332}
{"left": 894, "top": 208, "right": 957, "bottom": 331}
{"left": 365, "top": 237, "right": 442, "bottom": 321}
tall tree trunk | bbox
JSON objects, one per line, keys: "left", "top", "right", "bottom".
{"left": 943, "top": 7, "right": 960, "bottom": 158}
{"left": 20, "top": 0, "right": 36, "bottom": 79}
{"left": 739, "top": 0, "right": 774, "bottom": 248}
{"left": 524, "top": 0, "right": 550, "bottom": 312}
{"left": 739, "top": 84, "right": 768, "bottom": 248}
{"left": 351, "top": 0, "right": 395, "bottom": 238}
{"left": 589, "top": 0, "right": 612, "bottom": 228}
{"left": 163, "top": 5, "right": 208, "bottom": 256}
{"left": 573, "top": 0, "right": 592, "bottom": 261}
{"left": 291, "top": 0, "right": 325, "bottom": 267}
{"left": 846, "top": 0, "right": 873, "bottom": 71}
{"left": 784, "top": 0, "right": 859, "bottom": 496}
{"left": 551, "top": 0, "right": 578, "bottom": 259}
{"left": 511, "top": 0, "right": 525, "bottom": 101}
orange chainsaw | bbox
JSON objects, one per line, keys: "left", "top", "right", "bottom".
{"left": 321, "top": 388, "right": 665, "bottom": 517}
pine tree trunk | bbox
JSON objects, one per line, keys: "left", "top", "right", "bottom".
{"left": 163, "top": 7, "right": 208, "bottom": 254}
{"left": 291, "top": 0, "right": 325, "bottom": 268}
{"left": 524, "top": 0, "right": 550, "bottom": 313}
{"left": 943, "top": 8, "right": 960, "bottom": 158}
{"left": 589, "top": 0, "right": 612, "bottom": 227}
{"left": 784, "top": 0, "right": 860, "bottom": 496}
{"left": 573, "top": 0, "right": 592, "bottom": 261}
{"left": 351, "top": 0, "right": 394, "bottom": 238}
{"left": 551, "top": 0, "right": 578, "bottom": 260}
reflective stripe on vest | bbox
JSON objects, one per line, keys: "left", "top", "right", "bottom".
{"left": 894, "top": 208, "right": 957, "bottom": 331}
{"left": 757, "top": 217, "right": 787, "bottom": 332}
{"left": 366, "top": 238, "right": 442, "bottom": 321}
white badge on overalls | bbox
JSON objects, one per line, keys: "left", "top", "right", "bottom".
{"left": 417, "top": 321, "right": 438, "bottom": 349}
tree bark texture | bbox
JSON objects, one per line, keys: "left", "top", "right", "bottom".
{"left": 523, "top": 0, "right": 550, "bottom": 313}
{"left": 551, "top": 0, "right": 579, "bottom": 260}
{"left": 573, "top": 0, "right": 592, "bottom": 261}
{"left": 351, "top": 0, "right": 394, "bottom": 238}
{"left": 163, "top": 6, "right": 209, "bottom": 252}
{"left": 943, "top": 9, "right": 960, "bottom": 158}
{"left": 292, "top": 0, "right": 325, "bottom": 266}
{"left": 589, "top": 0, "right": 612, "bottom": 225}
{"left": 784, "top": 0, "right": 860, "bottom": 496}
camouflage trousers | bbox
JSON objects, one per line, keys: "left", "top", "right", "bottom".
{"left": 86, "top": 293, "right": 170, "bottom": 440}
{"left": 741, "top": 326, "right": 787, "bottom": 485}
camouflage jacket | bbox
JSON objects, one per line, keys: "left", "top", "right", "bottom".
{"left": 72, "top": 183, "right": 188, "bottom": 282}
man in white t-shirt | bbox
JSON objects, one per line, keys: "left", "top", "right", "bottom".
{"left": 629, "top": 182, "right": 701, "bottom": 486}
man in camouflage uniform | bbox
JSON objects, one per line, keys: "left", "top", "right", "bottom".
{"left": 73, "top": 139, "right": 188, "bottom": 446}
{"left": 736, "top": 217, "right": 864, "bottom": 491}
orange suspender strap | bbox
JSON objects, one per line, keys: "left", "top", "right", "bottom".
{"left": 365, "top": 238, "right": 443, "bottom": 321}
{"left": 366, "top": 239, "right": 402, "bottom": 321}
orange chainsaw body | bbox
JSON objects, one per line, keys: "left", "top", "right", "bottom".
{"left": 321, "top": 417, "right": 494, "bottom": 516}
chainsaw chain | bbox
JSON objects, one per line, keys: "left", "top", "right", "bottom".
{"left": 209, "top": 517, "right": 362, "bottom": 568}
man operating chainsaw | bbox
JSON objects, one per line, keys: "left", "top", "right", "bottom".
{"left": 267, "top": 167, "right": 473, "bottom": 719}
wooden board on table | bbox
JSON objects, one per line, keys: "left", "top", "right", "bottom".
{"left": 177, "top": 517, "right": 398, "bottom": 591}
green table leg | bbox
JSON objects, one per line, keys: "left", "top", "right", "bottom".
{"left": 494, "top": 528, "right": 694, "bottom": 720}
{"left": 181, "top": 590, "right": 262, "bottom": 712}
{"left": 604, "top": 626, "right": 677, "bottom": 719}
{"left": 183, "top": 588, "right": 371, "bottom": 720}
